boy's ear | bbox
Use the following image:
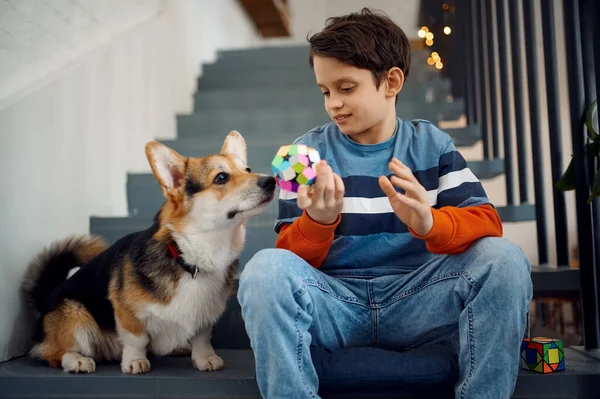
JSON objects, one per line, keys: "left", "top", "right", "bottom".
{"left": 145, "top": 141, "right": 186, "bottom": 198}
{"left": 221, "top": 130, "right": 248, "bottom": 164}
{"left": 385, "top": 67, "right": 404, "bottom": 98}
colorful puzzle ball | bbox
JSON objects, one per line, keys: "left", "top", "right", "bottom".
{"left": 520, "top": 337, "right": 565, "bottom": 373}
{"left": 272, "top": 144, "right": 321, "bottom": 193}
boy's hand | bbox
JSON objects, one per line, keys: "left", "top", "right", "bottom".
{"left": 297, "top": 161, "right": 344, "bottom": 225}
{"left": 378, "top": 158, "right": 433, "bottom": 236}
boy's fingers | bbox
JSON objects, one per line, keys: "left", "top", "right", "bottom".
{"left": 297, "top": 185, "right": 312, "bottom": 209}
{"left": 333, "top": 174, "right": 345, "bottom": 202}
{"left": 390, "top": 161, "right": 416, "bottom": 183}
{"left": 324, "top": 169, "right": 336, "bottom": 205}
{"left": 314, "top": 161, "right": 332, "bottom": 207}
{"left": 396, "top": 193, "right": 422, "bottom": 210}
{"left": 378, "top": 176, "right": 398, "bottom": 199}
{"left": 390, "top": 176, "right": 421, "bottom": 198}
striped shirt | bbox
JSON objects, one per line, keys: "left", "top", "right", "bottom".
{"left": 275, "top": 118, "right": 496, "bottom": 277}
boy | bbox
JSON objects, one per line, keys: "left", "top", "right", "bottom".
{"left": 238, "top": 8, "right": 532, "bottom": 399}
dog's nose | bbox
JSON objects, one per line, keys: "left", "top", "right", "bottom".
{"left": 257, "top": 176, "right": 276, "bottom": 190}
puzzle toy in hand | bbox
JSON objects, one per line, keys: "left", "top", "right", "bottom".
{"left": 271, "top": 144, "right": 321, "bottom": 192}
{"left": 520, "top": 337, "right": 565, "bottom": 373}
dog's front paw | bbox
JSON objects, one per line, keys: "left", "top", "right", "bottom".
{"left": 121, "top": 358, "right": 151, "bottom": 374}
{"left": 193, "top": 353, "right": 224, "bottom": 371}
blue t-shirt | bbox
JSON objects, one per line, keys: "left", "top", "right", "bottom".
{"left": 275, "top": 118, "right": 491, "bottom": 277}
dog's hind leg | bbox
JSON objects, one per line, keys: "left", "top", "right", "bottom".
{"left": 61, "top": 352, "right": 96, "bottom": 373}
{"left": 33, "top": 300, "right": 101, "bottom": 373}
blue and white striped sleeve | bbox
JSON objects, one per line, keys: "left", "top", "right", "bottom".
{"left": 435, "top": 139, "right": 492, "bottom": 209}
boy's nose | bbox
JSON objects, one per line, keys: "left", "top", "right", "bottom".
{"left": 328, "top": 96, "right": 343, "bottom": 110}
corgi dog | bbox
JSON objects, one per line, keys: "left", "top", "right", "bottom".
{"left": 22, "top": 131, "right": 275, "bottom": 374}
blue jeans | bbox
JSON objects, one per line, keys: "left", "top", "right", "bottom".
{"left": 238, "top": 237, "right": 532, "bottom": 399}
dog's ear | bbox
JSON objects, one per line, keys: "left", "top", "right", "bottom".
{"left": 221, "top": 130, "right": 247, "bottom": 165}
{"left": 145, "top": 142, "right": 186, "bottom": 197}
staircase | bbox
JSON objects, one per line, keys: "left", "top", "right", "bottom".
{"left": 1, "top": 46, "right": 599, "bottom": 399}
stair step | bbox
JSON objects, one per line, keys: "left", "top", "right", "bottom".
{"left": 467, "top": 158, "right": 504, "bottom": 180}
{"left": 177, "top": 107, "right": 462, "bottom": 139}
{"left": 495, "top": 204, "right": 536, "bottom": 222}
{"left": 211, "top": 46, "right": 440, "bottom": 78}
{"left": 89, "top": 217, "right": 277, "bottom": 270}
{"left": 446, "top": 124, "right": 482, "bottom": 147}
{"left": 193, "top": 88, "right": 465, "bottom": 121}
{"left": 530, "top": 265, "right": 580, "bottom": 297}
{"left": 177, "top": 109, "right": 328, "bottom": 139}
{"left": 2, "top": 348, "right": 598, "bottom": 398}
{"left": 197, "top": 68, "right": 451, "bottom": 97}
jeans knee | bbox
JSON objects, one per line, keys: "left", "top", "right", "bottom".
{"left": 238, "top": 248, "right": 308, "bottom": 305}
{"left": 469, "top": 237, "right": 532, "bottom": 299}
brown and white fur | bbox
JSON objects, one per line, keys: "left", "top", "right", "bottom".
{"left": 21, "top": 131, "right": 275, "bottom": 374}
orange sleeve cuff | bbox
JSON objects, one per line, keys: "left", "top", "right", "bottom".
{"left": 409, "top": 208, "right": 454, "bottom": 247}
{"left": 275, "top": 210, "right": 340, "bottom": 268}
{"left": 296, "top": 210, "right": 341, "bottom": 244}
{"left": 409, "top": 204, "right": 502, "bottom": 255}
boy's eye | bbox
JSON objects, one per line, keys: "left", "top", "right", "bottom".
{"left": 341, "top": 86, "right": 354, "bottom": 92}
{"left": 214, "top": 172, "right": 230, "bottom": 185}
{"left": 321, "top": 91, "right": 330, "bottom": 97}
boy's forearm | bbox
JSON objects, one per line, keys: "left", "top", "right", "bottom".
{"left": 275, "top": 210, "right": 340, "bottom": 268}
{"left": 410, "top": 204, "right": 502, "bottom": 254}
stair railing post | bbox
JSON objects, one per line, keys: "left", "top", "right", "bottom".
{"left": 508, "top": 0, "right": 531, "bottom": 204}
{"left": 474, "top": 0, "right": 491, "bottom": 160}
{"left": 522, "top": 0, "right": 549, "bottom": 265}
{"left": 496, "top": 0, "right": 516, "bottom": 207}
{"left": 485, "top": 0, "right": 501, "bottom": 160}
{"left": 540, "top": 0, "right": 569, "bottom": 266}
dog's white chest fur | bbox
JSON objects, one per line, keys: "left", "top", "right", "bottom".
{"left": 143, "top": 273, "right": 230, "bottom": 355}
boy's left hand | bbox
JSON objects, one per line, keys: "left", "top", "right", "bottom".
{"left": 378, "top": 158, "right": 433, "bottom": 236}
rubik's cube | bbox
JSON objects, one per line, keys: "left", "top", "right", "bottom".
{"left": 271, "top": 144, "right": 321, "bottom": 192}
{"left": 520, "top": 337, "right": 565, "bottom": 373}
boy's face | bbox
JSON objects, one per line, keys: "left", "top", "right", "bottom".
{"left": 313, "top": 56, "right": 397, "bottom": 140}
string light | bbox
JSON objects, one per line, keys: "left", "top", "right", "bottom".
{"left": 427, "top": 57, "right": 435, "bottom": 65}
{"left": 442, "top": 3, "right": 450, "bottom": 10}
{"left": 418, "top": 29, "right": 426, "bottom": 38}
{"left": 431, "top": 52, "right": 440, "bottom": 61}
{"left": 421, "top": 26, "right": 429, "bottom": 33}
{"left": 426, "top": 32, "right": 434, "bottom": 40}
{"left": 426, "top": 39, "right": 434, "bottom": 46}
{"left": 444, "top": 26, "right": 452, "bottom": 35}
{"left": 435, "top": 61, "right": 444, "bottom": 70}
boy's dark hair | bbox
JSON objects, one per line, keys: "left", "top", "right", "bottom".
{"left": 308, "top": 8, "right": 411, "bottom": 89}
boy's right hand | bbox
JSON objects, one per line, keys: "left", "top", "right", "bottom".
{"left": 297, "top": 161, "right": 345, "bottom": 225}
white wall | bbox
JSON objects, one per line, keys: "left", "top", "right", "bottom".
{"left": 0, "top": 0, "right": 260, "bottom": 362}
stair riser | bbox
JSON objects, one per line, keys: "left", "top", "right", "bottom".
{"left": 197, "top": 70, "right": 451, "bottom": 96}
{"left": 177, "top": 111, "right": 329, "bottom": 140}
{"left": 193, "top": 88, "right": 462, "bottom": 109}
{"left": 210, "top": 47, "right": 439, "bottom": 71}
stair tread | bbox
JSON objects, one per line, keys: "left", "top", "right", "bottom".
{"left": 2, "top": 348, "right": 599, "bottom": 398}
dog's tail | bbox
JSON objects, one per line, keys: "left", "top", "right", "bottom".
{"left": 22, "top": 235, "right": 108, "bottom": 315}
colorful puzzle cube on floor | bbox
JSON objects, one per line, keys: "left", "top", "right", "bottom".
{"left": 272, "top": 144, "right": 321, "bottom": 192}
{"left": 520, "top": 337, "right": 565, "bottom": 373}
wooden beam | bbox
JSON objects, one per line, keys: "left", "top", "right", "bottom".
{"left": 238, "top": 0, "right": 291, "bottom": 38}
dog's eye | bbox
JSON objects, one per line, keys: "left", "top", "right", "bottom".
{"left": 214, "top": 172, "right": 230, "bottom": 185}
{"left": 245, "top": 167, "right": 252, "bottom": 173}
